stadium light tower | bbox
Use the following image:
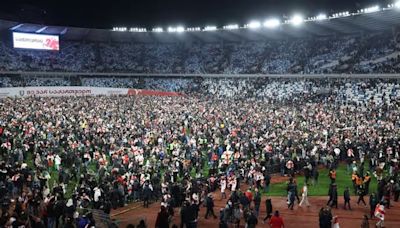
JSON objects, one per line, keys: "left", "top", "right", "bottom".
{"left": 291, "top": 15, "right": 304, "bottom": 26}
{"left": 247, "top": 21, "right": 261, "bottom": 29}
{"left": 263, "top": 19, "right": 280, "bottom": 28}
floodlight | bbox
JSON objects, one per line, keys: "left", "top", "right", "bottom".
{"left": 291, "top": 15, "right": 304, "bottom": 26}
{"left": 204, "top": 26, "right": 217, "bottom": 31}
{"left": 113, "top": 27, "right": 127, "bottom": 32}
{"left": 395, "top": 1, "right": 400, "bottom": 8}
{"left": 364, "top": 5, "right": 380, "bottom": 13}
{"left": 176, "top": 26, "right": 185, "bottom": 33}
{"left": 316, "top": 14, "right": 327, "bottom": 20}
{"left": 263, "top": 19, "right": 280, "bottom": 28}
{"left": 223, "top": 24, "right": 239, "bottom": 30}
{"left": 152, "top": 27, "right": 163, "bottom": 32}
{"left": 247, "top": 21, "right": 261, "bottom": 29}
{"left": 187, "top": 27, "right": 200, "bottom": 32}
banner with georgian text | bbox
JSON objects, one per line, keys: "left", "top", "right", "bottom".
{"left": 0, "top": 87, "right": 182, "bottom": 98}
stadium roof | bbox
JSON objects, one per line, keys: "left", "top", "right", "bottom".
{"left": 1, "top": 8, "right": 400, "bottom": 43}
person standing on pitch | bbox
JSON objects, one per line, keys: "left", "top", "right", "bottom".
{"left": 220, "top": 176, "right": 227, "bottom": 200}
{"left": 253, "top": 188, "right": 261, "bottom": 216}
{"left": 343, "top": 187, "right": 351, "bottom": 210}
{"left": 263, "top": 198, "right": 273, "bottom": 223}
{"left": 369, "top": 193, "right": 378, "bottom": 218}
{"left": 360, "top": 215, "right": 369, "bottom": 228}
{"left": 327, "top": 183, "right": 338, "bottom": 208}
{"left": 205, "top": 193, "right": 217, "bottom": 219}
{"left": 288, "top": 189, "right": 296, "bottom": 210}
{"left": 374, "top": 201, "right": 385, "bottom": 228}
{"left": 269, "top": 211, "right": 284, "bottom": 228}
{"left": 357, "top": 185, "right": 367, "bottom": 206}
{"left": 299, "top": 183, "right": 310, "bottom": 207}
{"left": 329, "top": 169, "right": 337, "bottom": 184}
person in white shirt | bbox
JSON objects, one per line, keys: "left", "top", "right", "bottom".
{"left": 94, "top": 187, "right": 101, "bottom": 208}
{"left": 231, "top": 177, "right": 237, "bottom": 192}
{"left": 299, "top": 184, "right": 310, "bottom": 207}
{"left": 220, "top": 176, "right": 227, "bottom": 199}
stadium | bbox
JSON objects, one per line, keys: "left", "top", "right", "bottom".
{"left": 1, "top": 0, "right": 400, "bottom": 227}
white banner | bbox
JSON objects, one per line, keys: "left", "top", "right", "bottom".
{"left": 13, "top": 32, "right": 60, "bottom": 51}
{"left": 0, "top": 87, "right": 129, "bottom": 98}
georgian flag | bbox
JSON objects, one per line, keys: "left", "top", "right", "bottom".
{"left": 374, "top": 204, "right": 385, "bottom": 220}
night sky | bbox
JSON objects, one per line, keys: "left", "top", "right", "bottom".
{"left": 0, "top": 0, "right": 393, "bottom": 29}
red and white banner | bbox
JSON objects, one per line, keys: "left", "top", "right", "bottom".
{"left": 13, "top": 32, "right": 60, "bottom": 51}
{"left": 0, "top": 87, "right": 183, "bottom": 98}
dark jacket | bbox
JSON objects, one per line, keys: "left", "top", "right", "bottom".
{"left": 369, "top": 194, "right": 377, "bottom": 207}
{"left": 206, "top": 196, "right": 214, "bottom": 209}
{"left": 246, "top": 213, "right": 258, "bottom": 228}
{"left": 254, "top": 192, "right": 261, "bottom": 206}
{"left": 344, "top": 189, "right": 350, "bottom": 201}
{"left": 155, "top": 210, "right": 169, "bottom": 228}
{"left": 265, "top": 199, "right": 273, "bottom": 214}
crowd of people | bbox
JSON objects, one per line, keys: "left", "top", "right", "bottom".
{"left": 3, "top": 76, "right": 400, "bottom": 107}
{"left": 0, "top": 31, "right": 400, "bottom": 74}
{"left": 0, "top": 77, "right": 399, "bottom": 227}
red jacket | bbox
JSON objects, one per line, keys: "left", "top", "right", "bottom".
{"left": 269, "top": 216, "right": 284, "bottom": 228}
{"left": 245, "top": 191, "right": 253, "bottom": 202}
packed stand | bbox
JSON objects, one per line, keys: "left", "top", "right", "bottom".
{"left": 1, "top": 32, "right": 400, "bottom": 74}
{"left": 81, "top": 77, "right": 139, "bottom": 88}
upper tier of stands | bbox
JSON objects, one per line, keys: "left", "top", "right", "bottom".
{"left": 1, "top": 32, "right": 400, "bottom": 74}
